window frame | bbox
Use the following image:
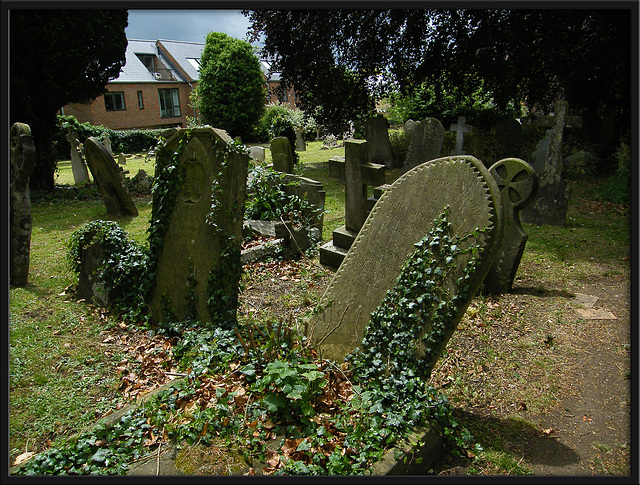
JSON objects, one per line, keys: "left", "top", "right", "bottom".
{"left": 104, "top": 91, "right": 126, "bottom": 111}
{"left": 137, "top": 91, "right": 144, "bottom": 109}
{"left": 158, "top": 88, "right": 181, "bottom": 118}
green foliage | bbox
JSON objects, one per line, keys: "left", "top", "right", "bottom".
{"left": 67, "top": 220, "right": 151, "bottom": 321}
{"left": 252, "top": 359, "right": 327, "bottom": 420}
{"left": 349, "top": 208, "right": 484, "bottom": 449}
{"left": 196, "top": 32, "right": 266, "bottom": 140}
{"left": 245, "top": 164, "right": 317, "bottom": 226}
{"left": 55, "top": 115, "right": 166, "bottom": 158}
{"left": 597, "top": 137, "right": 631, "bottom": 204}
{"left": 254, "top": 103, "right": 317, "bottom": 144}
{"left": 18, "top": 408, "right": 152, "bottom": 475}
{"left": 388, "top": 129, "right": 409, "bottom": 167}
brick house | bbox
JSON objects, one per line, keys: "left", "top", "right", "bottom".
{"left": 61, "top": 39, "right": 299, "bottom": 131}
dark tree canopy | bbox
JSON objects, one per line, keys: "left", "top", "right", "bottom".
{"left": 197, "top": 32, "right": 266, "bottom": 140}
{"left": 245, "top": 8, "right": 633, "bottom": 141}
{"left": 10, "top": 9, "right": 128, "bottom": 190}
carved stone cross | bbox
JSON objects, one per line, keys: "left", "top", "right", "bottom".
{"left": 450, "top": 116, "right": 473, "bottom": 155}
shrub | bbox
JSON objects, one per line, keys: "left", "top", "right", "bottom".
{"left": 55, "top": 115, "right": 165, "bottom": 159}
{"left": 245, "top": 164, "right": 316, "bottom": 226}
{"left": 597, "top": 137, "right": 631, "bottom": 204}
{"left": 388, "top": 128, "right": 409, "bottom": 167}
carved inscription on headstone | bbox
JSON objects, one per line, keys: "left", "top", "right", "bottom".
{"left": 150, "top": 127, "right": 249, "bottom": 324}
{"left": 309, "top": 156, "right": 504, "bottom": 362}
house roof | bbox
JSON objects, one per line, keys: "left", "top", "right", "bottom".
{"left": 111, "top": 39, "right": 279, "bottom": 84}
{"left": 158, "top": 39, "right": 205, "bottom": 82}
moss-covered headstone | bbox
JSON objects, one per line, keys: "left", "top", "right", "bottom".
{"left": 149, "top": 127, "right": 249, "bottom": 327}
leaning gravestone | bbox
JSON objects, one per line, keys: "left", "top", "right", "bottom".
{"left": 402, "top": 117, "right": 445, "bottom": 172}
{"left": 118, "top": 153, "right": 127, "bottom": 165}
{"left": 484, "top": 158, "right": 538, "bottom": 294}
{"left": 84, "top": 137, "right": 138, "bottom": 217}
{"left": 520, "top": 100, "right": 580, "bottom": 226}
{"left": 66, "top": 127, "right": 90, "bottom": 184}
{"left": 10, "top": 122, "right": 36, "bottom": 287}
{"left": 365, "top": 114, "right": 394, "bottom": 168}
{"left": 270, "top": 136, "right": 294, "bottom": 173}
{"left": 310, "top": 155, "right": 504, "bottom": 362}
{"left": 149, "top": 127, "right": 249, "bottom": 325}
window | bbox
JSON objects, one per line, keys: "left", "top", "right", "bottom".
{"left": 158, "top": 88, "right": 181, "bottom": 117}
{"left": 186, "top": 58, "right": 201, "bottom": 72}
{"left": 104, "top": 92, "right": 125, "bottom": 111}
{"left": 137, "top": 91, "right": 144, "bottom": 109}
{"left": 277, "top": 85, "right": 288, "bottom": 103}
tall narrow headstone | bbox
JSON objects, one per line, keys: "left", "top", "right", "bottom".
{"left": 66, "top": 127, "right": 90, "bottom": 184}
{"left": 450, "top": 116, "right": 473, "bottom": 155}
{"left": 484, "top": 158, "right": 538, "bottom": 294}
{"left": 520, "top": 100, "right": 580, "bottom": 226}
{"left": 365, "top": 115, "right": 393, "bottom": 168}
{"left": 295, "top": 127, "right": 306, "bottom": 152}
{"left": 84, "top": 137, "right": 138, "bottom": 217}
{"left": 404, "top": 119, "right": 417, "bottom": 140}
{"left": 150, "top": 127, "right": 249, "bottom": 325}
{"left": 402, "top": 117, "right": 445, "bottom": 172}
{"left": 10, "top": 123, "right": 36, "bottom": 287}
{"left": 319, "top": 140, "right": 386, "bottom": 268}
{"left": 102, "top": 134, "right": 113, "bottom": 156}
{"left": 309, "top": 155, "right": 504, "bottom": 362}
{"left": 270, "top": 136, "right": 294, "bottom": 173}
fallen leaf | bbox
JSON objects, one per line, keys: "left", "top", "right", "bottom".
{"left": 543, "top": 428, "right": 554, "bottom": 436}
{"left": 13, "top": 452, "right": 34, "bottom": 466}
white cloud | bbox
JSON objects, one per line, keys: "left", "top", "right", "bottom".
{"left": 125, "top": 10, "right": 253, "bottom": 44}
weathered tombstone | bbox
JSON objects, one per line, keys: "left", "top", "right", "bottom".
{"left": 10, "top": 123, "right": 36, "bottom": 287}
{"left": 484, "top": 158, "right": 538, "bottom": 294}
{"left": 404, "top": 119, "right": 417, "bottom": 140}
{"left": 295, "top": 127, "right": 306, "bottom": 152}
{"left": 66, "top": 127, "right": 90, "bottom": 184}
{"left": 101, "top": 133, "right": 113, "bottom": 156}
{"left": 402, "top": 117, "right": 445, "bottom": 172}
{"left": 249, "top": 146, "right": 266, "bottom": 162}
{"left": 118, "top": 153, "right": 127, "bottom": 165}
{"left": 365, "top": 114, "right": 393, "bottom": 168}
{"left": 450, "top": 116, "right": 473, "bottom": 155}
{"left": 281, "top": 174, "right": 326, "bottom": 233}
{"left": 132, "top": 169, "right": 151, "bottom": 191}
{"left": 149, "top": 127, "right": 249, "bottom": 325}
{"left": 76, "top": 232, "right": 110, "bottom": 306}
{"left": 520, "top": 100, "right": 580, "bottom": 226}
{"left": 319, "top": 140, "right": 386, "bottom": 268}
{"left": 84, "top": 137, "right": 138, "bottom": 217}
{"left": 270, "top": 136, "right": 294, "bottom": 173}
{"left": 309, "top": 155, "right": 504, "bottom": 362}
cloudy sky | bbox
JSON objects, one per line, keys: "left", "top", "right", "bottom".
{"left": 125, "top": 9, "right": 255, "bottom": 45}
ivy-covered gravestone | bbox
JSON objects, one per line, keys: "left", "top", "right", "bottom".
{"left": 149, "top": 127, "right": 249, "bottom": 327}
{"left": 309, "top": 156, "right": 504, "bottom": 370}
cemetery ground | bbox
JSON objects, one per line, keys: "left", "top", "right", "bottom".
{"left": 9, "top": 142, "right": 631, "bottom": 476}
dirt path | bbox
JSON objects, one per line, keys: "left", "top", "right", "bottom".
{"left": 524, "top": 277, "right": 631, "bottom": 475}
{"left": 427, "top": 273, "right": 632, "bottom": 476}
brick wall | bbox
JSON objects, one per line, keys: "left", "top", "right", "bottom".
{"left": 62, "top": 82, "right": 196, "bottom": 130}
